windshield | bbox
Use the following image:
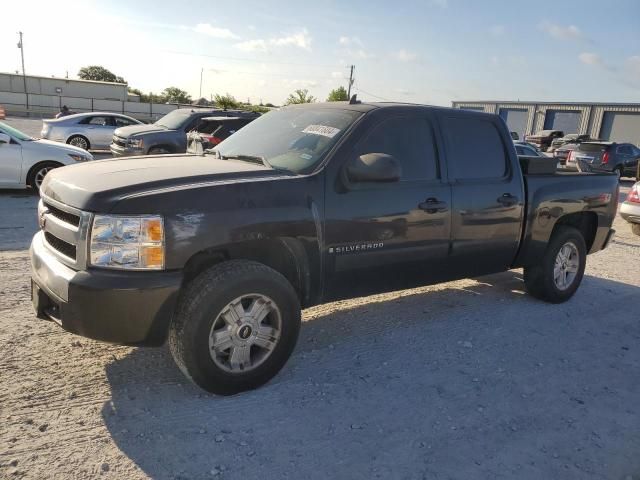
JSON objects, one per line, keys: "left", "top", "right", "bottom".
{"left": 155, "top": 109, "right": 194, "bottom": 130}
{"left": 0, "top": 121, "right": 34, "bottom": 141}
{"left": 213, "top": 107, "right": 362, "bottom": 174}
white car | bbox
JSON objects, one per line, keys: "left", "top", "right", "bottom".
{"left": 620, "top": 182, "right": 640, "bottom": 236}
{"left": 0, "top": 121, "right": 93, "bottom": 190}
{"left": 41, "top": 112, "right": 142, "bottom": 150}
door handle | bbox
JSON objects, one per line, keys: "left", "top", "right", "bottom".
{"left": 497, "top": 193, "right": 518, "bottom": 207}
{"left": 419, "top": 197, "right": 448, "bottom": 214}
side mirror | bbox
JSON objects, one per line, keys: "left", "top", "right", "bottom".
{"left": 0, "top": 133, "right": 11, "bottom": 145}
{"left": 346, "top": 153, "right": 401, "bottom": 183}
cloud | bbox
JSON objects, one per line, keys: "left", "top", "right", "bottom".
{"left": 578, "top": 52, "right": 602, "bottom": 66}
{"left": 331, "top": 71, "right": 344, "bottom": 79}
{"left": 234, "top": 29, "right": 312, "bottom": 53}
{"left": 339, "top": 36, "right": 363, "bottom": 47}
{"left": 235, "top": 39, "right": 268, "bottom": 52}
{"left": 539, "top": 21, "right": 582, "bottom": 40}
{"left": 395, "top": 88, "right": 414, "bottom": 96}
{"left": 194, "top": 23, "right": 239, "bottom": 39}
{"left": 489, "top": 25, "right": 505, "bottom": 37}
{"left": 271, "top": 29, "right": 312, "bottom": 50}
{"left": 394, "top": 49, "right": 417, "bottom": 62}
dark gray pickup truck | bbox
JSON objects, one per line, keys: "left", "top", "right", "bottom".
{"left": 31, "top": 102, "right": 618, "bottom": 394}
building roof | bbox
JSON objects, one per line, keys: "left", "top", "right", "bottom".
{"left": 0, "top": 71, "right": 127, "bottom": 87}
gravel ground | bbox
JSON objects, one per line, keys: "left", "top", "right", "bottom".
{"left": 0, "top": 159, "right": 639, "bottom": 478}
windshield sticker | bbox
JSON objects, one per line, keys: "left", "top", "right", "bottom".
{"left": 302, "top": 125, "right": 341, "bottom": 138}
{"left": 300, "top": 153, "right": 312, "bottom": 160}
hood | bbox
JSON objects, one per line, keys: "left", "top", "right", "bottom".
{"left": 42, "top": 154, "right": 278, "bottom": 211}
{"left": 114, "top": 123, "right": 169, "bottom": 138}
{"left": 33, "top": 138, "right": 93, "bottom": 157}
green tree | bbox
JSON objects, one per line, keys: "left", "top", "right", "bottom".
{"left": 327, "top": 86, "right": 348, "bottom": 102}
{"left": 162, "top": 87, "right": 192, "bottom": 104}
{"left": 285, "top": 89, "right": 316, "bottom": 105}
{"left": 213, "top": 93, "right": 240, "bottom": 110}
{"left": 78, "top": 65, "right": 126, "bottom": 84}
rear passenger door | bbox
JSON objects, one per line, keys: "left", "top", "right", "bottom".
{"left": 439, "top": 113, "right": 524, "bottom": 274}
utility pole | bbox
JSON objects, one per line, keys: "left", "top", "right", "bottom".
{"left": 17, "top": 32, "right": 28, "bottom": 113}
{"left": 199, "top": 68, "right": 203, "bottom": 99}
{"left": 347, "top": 65, "right": 355, "bottom": 99}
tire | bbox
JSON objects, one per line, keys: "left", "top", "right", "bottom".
{"left": 523, "top": 226, "right": 587, "bottom": 303}
{"left": 169, "top": 260, "right": 301, "bottom": 395}
{"left": 631, "top": 224, "right": 640, "bottom": 236}
{"left": 27, "top": 161, "right": 62, "bottom": 191}
{"left": 148, "top": 146, "right": 172, "bottom": 155}
{"left": 67, "top": 135, "right": 90, "bottom": 150}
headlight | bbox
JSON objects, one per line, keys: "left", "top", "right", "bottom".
{"left": 90, "top": 215, "right": 164, "bottom": 270}
{"left": 68, "top": 153, "right": 90, "bottom": 162}
{"left": 128, "top": 138, "right": 144, "bottom": 148}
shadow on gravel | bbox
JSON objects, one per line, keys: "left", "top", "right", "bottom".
{"left": 100, "top": 270, "right": 640, "bottom": 480}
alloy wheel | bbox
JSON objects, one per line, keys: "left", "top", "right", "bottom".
{"left": 553, "top": 241, "right": 579, "bottom": 291}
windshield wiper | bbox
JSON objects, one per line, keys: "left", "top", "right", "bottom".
{"left": 220, "top": 154, "right": 271, "bottom": 168}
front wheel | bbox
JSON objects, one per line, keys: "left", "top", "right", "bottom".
{"left": 27, "top": 162, "right": 62, "bottom": 191}
{"left": 169, "top": 260, "right": 301, "bottom": 395}
{"left": 524, "top": 226, "right": 587, "bottom": 303}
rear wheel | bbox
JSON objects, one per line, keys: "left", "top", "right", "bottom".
{"left": 169, "top": 260, "right": 301, "bottom": 395}
{"left": 27, "top": 161, "right": 62, "bottom": 191}
{"left": 631, "top": 224, "right": 640, "bottom": 236}
{"left": 67, "top": 135, "right": 90, "bottom": 150}
{"left": 524, "top": 226, "right": 586, "bottom": 303}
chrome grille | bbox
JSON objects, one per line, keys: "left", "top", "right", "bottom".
{"left": 38, "top": 197, "right": 92, "bottom": 270}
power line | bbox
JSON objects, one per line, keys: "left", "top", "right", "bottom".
{"left": 352, "top": 83, "right": 393, "bottom": 102}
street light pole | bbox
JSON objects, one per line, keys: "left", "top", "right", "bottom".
{"left": 17, "top": 31, "right": 29, "bottom": 114}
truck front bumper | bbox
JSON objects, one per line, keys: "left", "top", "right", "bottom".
{"left": 109, "top": 143, "right": 144, "bottom": 157}
{"left": 30, "top": 232, "right": 182, "bottom": 346}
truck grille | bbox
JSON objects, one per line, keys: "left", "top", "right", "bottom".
{"left": 113, "top": 135, "right": 127, "bottom": 148}
{"left": 38, "top": 197, "right": 91, "bottom": 270}
{"left": 44, "top": 232, "right": 77, "bottom": 260}
{"left": 43, "top": 201, "right": 80, "bottom": 227}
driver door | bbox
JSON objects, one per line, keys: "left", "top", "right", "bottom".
{"left": 323, "top": 111, "right": 452, "bottom": 300}
{"left": 0, "top": 135, "right": 23, "bottom": 187}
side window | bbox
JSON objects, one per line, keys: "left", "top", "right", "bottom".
{"left": 83, "top": 116, "right": 108, "bottom": 126}
{"left": 442, "top": 116, "right": 508, "bottom": 180}
{"left": 515, "top": 146, "right": 524, "bottom": 155}
{"left": 357, "top": 116, "right": 439, "bottom": 181}
{"left": 114, "top": 117, "right": 135, "bottom": 127}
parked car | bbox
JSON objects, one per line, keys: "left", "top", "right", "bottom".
{"left": 0, "top": 121, "right": 93, "bottom": 190}
{"left": 31, "top": 102, "right": 618, "bottom": 395}
{"left": 554, "top": 143, "right": 581, "bottom": 165}
{"left": 186, "top": 116, "right": 256, "bottom": 154}
{"left": 110, "top": 108, "right": 260, "bottom": 157}
{"left": 41, "top": 112, "right": 142, "bottom": 151}
{"left": 525, "top": 130, "right": 564, "bottom": 151}
{"left": 510, "top": 131, "right": 519, "bottom": 141}
{"left": 549, "top": 133, "right": 592, "bottom": 152}
{"left": 620, "top": 182, "right": 640, "bottom": 236}
{"left": 514, "top": 141, "right": 546, "bottom": 157}
{"left": 567, "top": 142, "right": 640, "bottom": 179}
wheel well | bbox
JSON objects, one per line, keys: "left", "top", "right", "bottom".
{"left": 147, "top": 144, "right": 175, "bottom": 154}
{"left": 182, "top": 239, "right": 309, "bottom": 304}
{"left": 553, "top": 212, "right": 598, "bottom": 251}
{"left": 26, "top": 161, "right": 64, "bottom": 185}
{"left": 67, "top": 134, "right": 90, "bottom": 148}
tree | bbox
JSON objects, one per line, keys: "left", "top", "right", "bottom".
{"left": 285, "top": 89, "right": 316, "bottom": 105}
{"left": 162, "top": 87, "right": 192, "bottom": 104}
{"left": 213, "top": 93, "right": 239, "bottom": 110}
{"left": 327, "top": 86, "right": 348, "bottom": 102}
{"left": 78, "top": 65, "right": 126, "bottom": 84}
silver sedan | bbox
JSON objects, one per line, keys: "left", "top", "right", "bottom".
{"left": 40, "top": 112, "right": 142, "bottom": 150}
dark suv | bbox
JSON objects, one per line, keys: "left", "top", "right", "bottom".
{"left": 187, "top": 116, "right": 256, "bottom": 154}
{"left": 567, "top": 142, "right": 640, "bottom": 179}
{"left": 110, "top": 109, "right": 260, "bottom": 157}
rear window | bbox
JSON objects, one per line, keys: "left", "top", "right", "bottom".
{"left": 442, "top": 116, "right": 508, "bottom": 180}
{"left": 578, "top": 143, "right": 609, "bottom": 153}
